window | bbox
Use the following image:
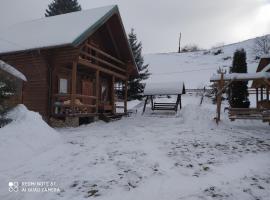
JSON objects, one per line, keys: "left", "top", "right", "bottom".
{"left": 59, "top": 78, "right": 68, "bottom": 94}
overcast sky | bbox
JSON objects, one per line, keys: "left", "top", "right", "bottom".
{"left": 0, "top": 0, "right": 269, "bottom": 53}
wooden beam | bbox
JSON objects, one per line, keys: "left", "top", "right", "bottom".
{"left": 85, "top": 43, "right": 125, "bottom": 65}
{"left": 267, "top": 87, "right": 269, "bottom": 101}
{"left": 216, "top": 73, "right": 224, "bottom": 124}
{"left": 80, "top": 51, "right": 126, "bottom": 73}
{"left": 78, "top": 58, "right": 128, "bottom": 80}
{"left": 111, "top": 76, "right": 115, "bottom": 114}
{"left": 71, "top": 61, "right": 77, "bottom": 113}
{"left": 256, "top": 88, "right": 259, "bottom": 108}
{"left": 124, "top": 80, "right": 128, "bottom": 114}
{"left": 95, "top": 70, "right": 100, "bottom": 113}
{"left": 261, "top": 87, "right": 264, "bottom": 101}
{"left": 142, "top": 96, "right": 149, "bottom": 114}
{"left": 150, "top": 96, "right": 154, "bottom": 110}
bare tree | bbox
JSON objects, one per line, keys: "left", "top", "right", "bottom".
{"left": 253, "top": 35, "right": 270, "bottom": 58}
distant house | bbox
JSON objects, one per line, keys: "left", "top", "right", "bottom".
{"left": 252, "top": 54, "right": 270, "bottom": 109}
{"left": 0, "top": 60, "right": 26, "bottom": 108}
{"left": 0, "top": 5, "right": 138, "bottom": 126}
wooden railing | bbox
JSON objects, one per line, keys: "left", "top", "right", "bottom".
{"left": 80, "top": 44, "right": 127, "bottom": 75}
{"left": 52, "top": 93, "right": 98, "bottom": 117}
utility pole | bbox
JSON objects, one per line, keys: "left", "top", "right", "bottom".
{"left": 178, "top": 32, "right": 181, "bottom": 53}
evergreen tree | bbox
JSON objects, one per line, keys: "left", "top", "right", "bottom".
{"left": 0, "top": 74, "right": 16, "bottom": 127}
{"left": 45, "top": 0, "right": 81, "bottom": 17}
{"left": 229, "top": 49, "right": 250, "bottom": 108}
{"left": 128, "top": 29, "right": 150, "bottom": 100}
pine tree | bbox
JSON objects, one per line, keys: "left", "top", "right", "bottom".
{"left": 45, "top": 0, "right": 81, "bottom": 17}
{"left": 229, "top": 49, "right": 250, "bottom": 108}
{"left": 0, "top": 74, "right": 16, "bottom": 127}
{"left": 128, "top": 29, "right": 150, "bottom": 100}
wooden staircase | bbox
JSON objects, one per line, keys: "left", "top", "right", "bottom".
{"left": 99, "top": 113, "right": 124, "bottom": 123}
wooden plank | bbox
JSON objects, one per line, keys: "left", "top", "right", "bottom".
{"left": 78, "top": 58, "right": 128, "bottom": 80}
{"left": 85, "top": 43, "right": 125, "bottom": 65}
{"left": 80, "top": 51, "right": 126, "bottom": 73}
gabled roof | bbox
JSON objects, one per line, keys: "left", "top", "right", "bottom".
{"left": 0, "top": 60, "right": 26, "bottom": 81}
{"left": 0, "top": 5, "right": 117, "bottom": 54}
{"left": 256, "top": 56, "right": 270, "bottom": 72}
{"left": 0, "top": 5, "right": 138, "bottom": 75}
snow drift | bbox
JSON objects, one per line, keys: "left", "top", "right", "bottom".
{"left": 0, "top": 105, "right": 61, "bottom": 170}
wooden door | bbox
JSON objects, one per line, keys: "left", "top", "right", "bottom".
{"left": 82, "top": 80, "right": 93, "bottom": 105}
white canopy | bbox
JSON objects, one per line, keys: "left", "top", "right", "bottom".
{"left": 210, "top": 72, "right": 270, "bottom": 82}
{"left": 144, "top": 81, "right": 185, "bottom": 95}
{"left": 0, "top": 60, "right": 26, "bottom": 81}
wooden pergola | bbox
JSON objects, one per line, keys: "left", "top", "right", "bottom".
{"left": 142, "top": 82, "right": 186, "bottom": 114}
{"left": 210, "top": 72, "right": 270, "bottom": 124}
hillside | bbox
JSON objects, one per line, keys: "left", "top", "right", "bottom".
{"left": 144, "top": 36, "right": 266, "bottom": 89}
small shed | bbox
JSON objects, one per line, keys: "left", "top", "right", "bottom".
{"left": 142, "top": 81, "right": 186, "bottom": 113}
{"left": 0, "top": 60, "right": 26, "bottom": 107}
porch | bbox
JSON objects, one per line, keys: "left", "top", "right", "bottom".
{"left": 51, "top": 43, "right": 129, "bottom": 120}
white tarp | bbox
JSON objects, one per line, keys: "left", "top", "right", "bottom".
{"left": 210, "top": 72, "right": 270, "bottom": 82}
{"left": 144, "top": 81, "right": 185, "bottom": 95}
{"left": 0, "top": 60, "right": 26, "bottom": 81}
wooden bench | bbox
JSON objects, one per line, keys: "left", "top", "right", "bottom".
{"left": 228, "top": 108, "right": 270, "bottom": 124}
{"left": 153, "top": 103, "right": 177, "bottom": 111}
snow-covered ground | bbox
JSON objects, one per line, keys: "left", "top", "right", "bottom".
{"left": 144, "top": 36, "right": 266, "bottom": 89}
{"left": 0, "top": 95, "right": 269, "bottom": 200}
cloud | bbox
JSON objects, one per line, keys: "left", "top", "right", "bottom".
{"left": 0, "top": 0, "right": 269, "bottom": 53}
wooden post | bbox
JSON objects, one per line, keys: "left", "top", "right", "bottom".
{"left": 256, "top": 88, "right": 259, "bottom": 108}
{"left": 142, "top": 96, "right": 149, "bottom": 114}
{"left": 71, "top": 61, "right": 77, "bottom": 113}
{"left": 111, "top": 76, "right": 115, "bottom": 114}
{"left": 124, "top": 80, "right": 128, "bottom": 114}
{"left": 179, "top": 95, "right": 182, "bottom": 109}
{"left": 95, "top": 70, "right": 100, "bottom": 113}
{"left": 150, "top": 96, "right": 154, "bottom": 110}
{"left": 267, "top": 87, "right": 269, "bottom": 101}
{"left": 261, "top": 87, "right": 263, "bottom": 101}
{"left": 216, "top": 72, "right": 224, "bottom": 124}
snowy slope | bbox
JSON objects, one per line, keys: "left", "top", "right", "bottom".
{"left": 144, "top": 36, "right": 267, "bottom": 89}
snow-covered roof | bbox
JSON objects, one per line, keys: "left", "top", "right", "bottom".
{"left": 210, "top": 72, "right": 270, "bottom": 82}
{"left": 262, "top": 63, "right": 270, "bottom": 72}
{"left": 0, "top": 60, "right": 26, "bottom": 81}
{"left": 144, "top": 82, "right": 185, "bottom": 95}
{"left": 260, "top": 54, "right": 270, "bottom": 59}
{"left": 0, "top": 5, "right": 117, "bottom": 54}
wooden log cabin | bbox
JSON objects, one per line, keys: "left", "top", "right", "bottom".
{"left": 0, "top": 5, "right": 138, "bottom": 126}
